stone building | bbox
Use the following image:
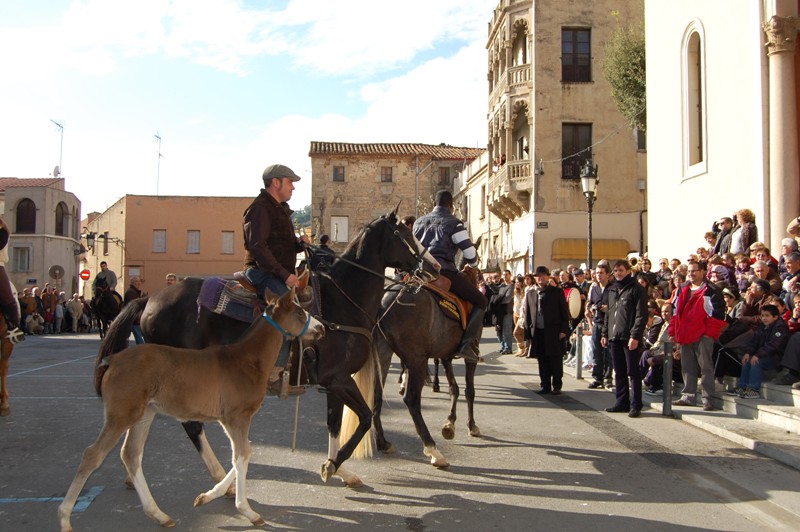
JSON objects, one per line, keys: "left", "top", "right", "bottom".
{"left": 1, "top": 177, "right": 82, "bottom": 294}
{"left": 80, "top": 195, "right": 252, "bottom": 298}
{"left": 646, "top": 0, "right": 800, "bottom": 258}
{"left": 309, "top": 142, "right": 484, "bottom": 250}
{"left": 457, "top": 0, "right": 647, "bottom": 273}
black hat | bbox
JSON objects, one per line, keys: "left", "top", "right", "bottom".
{"left": 533, "top": 266, "right": 550, "bottom": 276}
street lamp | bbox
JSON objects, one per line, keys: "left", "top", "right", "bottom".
{"left": 580, "top": 159, "right": 599, "bottom": 270}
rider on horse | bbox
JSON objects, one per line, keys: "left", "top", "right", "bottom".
{"left": 0, "top": 217, "right": 23, "bottom": 344}
{"left": 242, "top": 163, "right": 310, "bottom": 396}
{"left": 413, "top": 190, "right": 486, "bottom": 363}
{"left": 92, "top": 261, "right": 118, "bottom": 298}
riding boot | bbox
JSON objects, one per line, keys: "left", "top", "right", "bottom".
{"left": 454, "top": 307, "right": 485, "bottom": 363}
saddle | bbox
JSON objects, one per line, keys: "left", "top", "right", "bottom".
{"left": 232, "top": 268, "right": 310, "bottom": 297}
{"left": 422, "top": 276, "right": 472, "bottom": 330}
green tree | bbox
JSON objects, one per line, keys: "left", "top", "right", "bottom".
{"left": 603, "top": 24, "right": 646, "bottom": 131}
{"left": 291, "top": 204, "right": 311, "bottom": 228}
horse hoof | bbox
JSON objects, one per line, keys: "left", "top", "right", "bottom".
{"left": 432, "top": 385, "right": 440, "bottom": 393}
{"left": 193, "top": 494, "right": 209, "bottom": 507}
{"left": 441, "top": 424, "right": 455, "bottom": 440}
{"left": 379, "top": 442, "right": 396, "bottom": 455}
{"left": 320, "top": 460, "right": 336, "bottom": 483}
{"left": 469, "top": 425, "right": 482, "bottom": 437}
{"left": 430, "top": 456, "right": 449, "bottom": 468}
{"left": 160, "top": 518, "right": 176, "bottom": 528}
{"left": 398, "top": 386, "right": 405, "bottom": 395}
{"left": 345, "top": 477, "right": 364, "bottom": 488}
{"left": 124, "top": 477, "right": 135, "bottom": 490}
{"left": 251, "top": 516, "right": 266, "bottom": 527}
{"left": 0, "top": 406, "right": 10, "bottom": 417}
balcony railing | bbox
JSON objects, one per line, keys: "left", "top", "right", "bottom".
{"left": 508, "top": 64, "right": 530, "bottom": 89}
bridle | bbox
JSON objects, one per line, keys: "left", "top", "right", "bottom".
{"left": 261, "top": 303, "right": 312, "bottom": 341}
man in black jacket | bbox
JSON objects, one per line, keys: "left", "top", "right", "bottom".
{"left": 601, "top": 259, "right": 648, "bottom": 417}
{"left": 524, "top": 266, "right": 571, "bottom": 394}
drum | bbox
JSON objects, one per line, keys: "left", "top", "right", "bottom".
{"left": 563, "top": 287, "right": 582, "bottom": 319}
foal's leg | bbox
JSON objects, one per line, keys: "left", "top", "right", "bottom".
{"left": 402, "top": 363, "right": 448, "bottom": 468}
{"left": 120, "top": 408, "right": 175, "bottom": 527}
{"left": 440, "top": 358, "right": 460, "bottom": 441}
{"left": 58, "top": 420, "right": 132, "bottom": 532}
{"left": 182, "top": 421, "right": 231, "bottom": 493}
{"left": 464, "top": 360, "right": 481, "bottom": 437}
{"left": 196, "top": 419, "right": 263, "bottom": 526}
{"left": 0, "top": 338, "right": 11, "bottom": 416}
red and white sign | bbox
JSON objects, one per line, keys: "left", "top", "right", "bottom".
{"left": 79, "top": 269, "right": 91, "bottom": 281}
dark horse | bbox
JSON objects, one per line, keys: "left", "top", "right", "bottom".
{"left": 366, "top": 264, "right": 482, "bottom": 468}
{"left": 91, "top": 277, "right": 122, "bottom": 338}
{"left": 98, "top": 208, "right": 434, "bottom": 488}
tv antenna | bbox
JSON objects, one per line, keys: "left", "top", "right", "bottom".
{"left": 50, "top": 119, "right": 64, "bottom": 175}
{"left": 154, "top": 132, "right": 164, "bottom": 195}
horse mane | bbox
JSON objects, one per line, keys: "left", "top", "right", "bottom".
{"left": 342, "top": 224, "right": 370, "bottom": 261}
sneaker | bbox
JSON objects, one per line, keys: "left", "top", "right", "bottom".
{"left": 643, "top": 387, "right": 662, "bottom": 396}
{"left": 588, "top": 381, "right": 604, "bottom": 389}
{"left": 604, "top": 380, "right": 613, "bottom": 389}
{"left": 702, "top": 400, "right": 715, "bottom": 411}
{"left": 740, "top": 388, "right": 761, "bottom": 399}
{"left": 726, "top": 386, "right": 744, "bottom": 397}
{"left": 672, "top": 397, "right": 697, "bottom": 407}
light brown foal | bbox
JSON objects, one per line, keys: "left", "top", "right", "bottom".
{"left": 58, "top": 288, "right": 324, "bottom": 532}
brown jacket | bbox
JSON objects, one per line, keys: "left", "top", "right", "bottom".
{"left": 242, "top": 191, "right": 304, "bottom": 282}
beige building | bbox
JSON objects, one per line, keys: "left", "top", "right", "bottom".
{"left": 458, "top": 0, "right": 646, "bottom": 273}
{"left": 309, "top": 142, "right": 484, "bottom": 250}
{"left": 646, "top": 0, "right": 800, "bottom": 259}
{"left": 1, "top": 177, "right": 82, "bottom": 294}
{"left": 80, "top": 195, "right": 252, "bottom": 298}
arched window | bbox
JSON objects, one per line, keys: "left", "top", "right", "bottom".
{"left": 55, "top": 202, "right": 68, "bottom": 236}
{"left": 683, "top": 22, "right": 707, "bottom": 177}
{"left": 15, "top": 198, "right": 36, "bottom": 233}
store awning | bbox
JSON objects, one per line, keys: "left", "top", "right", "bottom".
{"left": 551, "top": 238, "right": 631, "bottom": 261}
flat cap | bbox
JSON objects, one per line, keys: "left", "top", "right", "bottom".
{"left": 262, "top": 164, "right": 301, "bottom": 182}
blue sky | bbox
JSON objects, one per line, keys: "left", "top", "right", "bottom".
{"left": 0, "top": 0, "right": 495, "bottom": 215}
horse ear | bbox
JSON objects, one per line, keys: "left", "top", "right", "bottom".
{"left": 474, "top": 235, "right": 482, "bottom": 251}
{"left": 263, "top": 288, "right": 280, "bottom": 305}
{"left": 391, "top": 201, "right": 402, "bottom": 218}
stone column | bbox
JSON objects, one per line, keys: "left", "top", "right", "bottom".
{"left": 764, "top": 15, "right": 800, "bottom": 249}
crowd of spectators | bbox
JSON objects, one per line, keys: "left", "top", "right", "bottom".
{"left": 497, "top": 208, "right": 800, "bottom": 411}
{"left": 17, "top": 284, "right": 92, "bottom": 335}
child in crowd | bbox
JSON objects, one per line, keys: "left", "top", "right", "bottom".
{"left": 729, "top": 304, "right": 790, "bottom": 399}
{"left": 735, "top": 254, "right": 753, "bottom": 294}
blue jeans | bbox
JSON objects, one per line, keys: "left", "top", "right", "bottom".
{"left": 243, "top": 268, "right": 291, "bottom": 367}
{"left": 496, "top": 313, "right": 513, "bottom": 351}
{"left": 739, "top": 355, "right": 777, "bottom": 390}
{"left": 132, "top": 324, "right": 144, "bottom": 344}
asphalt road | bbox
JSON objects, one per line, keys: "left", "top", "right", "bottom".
{"left": 1, "top": 332, "right": 799, "bottom": 531}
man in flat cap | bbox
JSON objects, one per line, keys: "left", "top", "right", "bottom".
{"left": 243, "top": 163, "right": 310, "bottom": 396}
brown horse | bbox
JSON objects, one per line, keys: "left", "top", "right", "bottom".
{"left": 57, "top": 288, "right": 325, "bottom": 532}
{"left": 0, "top": 315, "right": 14, "bottom": 417}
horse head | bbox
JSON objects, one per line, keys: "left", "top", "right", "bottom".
{"left": 264, "top": 288, "right": 324, "bottom": 343}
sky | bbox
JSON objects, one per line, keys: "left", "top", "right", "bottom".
{"left": 0, "top": 0, "right": 496, "bottom": 216}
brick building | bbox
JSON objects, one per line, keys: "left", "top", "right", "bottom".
{"left": 309, "top": 142, "right": 484, "bottom": 250}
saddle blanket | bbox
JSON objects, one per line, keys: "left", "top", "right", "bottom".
{"left": 197, "top": 277, "right": 258, "bottom": 323}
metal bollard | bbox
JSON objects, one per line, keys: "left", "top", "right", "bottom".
{"left": 662, "top": 338, "right": 673, "bottom": 417}
{"left": 576, "top": 328, "right": 583, "bottom": 380}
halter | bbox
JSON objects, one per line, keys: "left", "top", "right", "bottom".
{"left": 261, "top": 305, "right": 311, "bottom": 341}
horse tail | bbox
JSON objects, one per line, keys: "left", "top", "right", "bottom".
{"left": 340, "top": 343, "right": 378, "bottom": 459}
{"left": 93, "top": 297, "right": 148, "bottom": 397}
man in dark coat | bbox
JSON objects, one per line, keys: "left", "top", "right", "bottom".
{"left": 523, "top": 266, "right": 571, "bottom": 394}
{"left": 601, "top": 260, "right": 649, "bottom": 417}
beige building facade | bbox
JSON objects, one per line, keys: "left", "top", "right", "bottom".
{"left": 80, "top": 195, "right": 252, "bottom": 298}
{"left": 646, "top": 0, "right": 800, "bottom": 259}
{"left": 309, "top": 142, "right": 483, "bottom": 250}
{"left": 1, "top": 178, "right": 82, "bottom": 294}
{"left": 461, "top": 0, "right": 646, "bottom": 274}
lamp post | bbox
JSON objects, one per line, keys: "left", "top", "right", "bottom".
{"left": 580, "top": 159, "right": 599, "bottom": 270}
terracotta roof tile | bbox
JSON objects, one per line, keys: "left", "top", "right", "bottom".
{"left": 0, "top": 177, "right": 63, "bottom": 191}
{"left": 309, "top": 141, "right": 484, "bottom": 160}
